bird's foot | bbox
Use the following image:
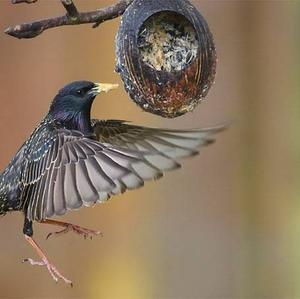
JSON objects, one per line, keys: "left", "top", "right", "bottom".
{"left": 46, "top": 223, "right": 103, "bottom": 240}
{"left": 23, "top": 257, "right": 73, "bottom": 286}
{"left": 24, "top": 234, "right": 73, "bottom": 286}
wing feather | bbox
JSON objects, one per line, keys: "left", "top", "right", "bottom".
{"left": 92, "top": 120, "right": 226, "bottom": 160}
{"left": 64, "top": 163, "right": 82, "bottom": 210}
{"left": 22, "top": 120, "right": 226, "bottom": 221}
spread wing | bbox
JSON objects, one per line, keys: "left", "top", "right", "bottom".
{"left": 91, "top": 119, "right": 226, "bottom": 160}
{"left": 22, "top": 121, "right": 225, "bottom": 221}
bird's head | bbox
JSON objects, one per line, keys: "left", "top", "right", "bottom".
{"left": 49, "top": 80, "right": 118, "bottom": 116}
{"left": 48, "top": 81, "right": 118, "bottom": 130}
{"left": 48, "top": 80, "right": 118, "bottom": 132}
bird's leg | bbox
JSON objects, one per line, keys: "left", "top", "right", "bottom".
{"left": 22, "top": 218, "right": 72, "bottom": 286}
{"left": 23, "top": 235, "right": 73, "bottom": 286}
{"left": 40, "top": 218, "right": 103, "bottom": 240}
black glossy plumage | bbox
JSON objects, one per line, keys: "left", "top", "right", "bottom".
{"left": 0, "top": 81, "right": 225, "bottom": 224}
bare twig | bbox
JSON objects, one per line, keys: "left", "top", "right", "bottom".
{"left": 61, "top": 0, "right": 79, "bottom": 20}
{"left": 5, "top": 0, "right": 133, "bottom": 39}
{"left": 11, "top": 0, "right": 37, "bottom": 3}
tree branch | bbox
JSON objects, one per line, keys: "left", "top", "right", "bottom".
{"left": 11, "top": 0, "right": 37, "bottom": 3}
{"left": 5, "top": 0, "right": 133, "bottom": 39}
{"left": 61, "top": 0, "right": 79, "bottom": 20}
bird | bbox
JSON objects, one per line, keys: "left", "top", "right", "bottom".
{"left": 0, "top": 80, "right": 226, "bottom": 285}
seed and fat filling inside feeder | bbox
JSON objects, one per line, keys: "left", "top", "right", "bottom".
{"left": 137, "top": 11, "right": 199, "bottom": 72}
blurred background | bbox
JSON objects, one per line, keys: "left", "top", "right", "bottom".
{"left": 0, "top": 1, "right": 299, "bottom": 298}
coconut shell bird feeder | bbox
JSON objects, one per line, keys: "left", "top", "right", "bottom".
{"left": 115, "top": 0, "right": 217, "bottom": 118}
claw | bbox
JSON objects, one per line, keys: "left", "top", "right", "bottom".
{"left": 46, "top": 226, "right": 70, "bottom": 240}
{"left": 24, "top": 235, "right": 73, "bottom": 286}
{"left": 23, "top": 257, "right": 73, "bottom": 286}
{"left": 46, "top": 223, "right": 103, "bottom": 240}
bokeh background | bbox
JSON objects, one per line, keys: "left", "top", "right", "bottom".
{"left": 0, "top": 1, "right": 299, "bottom": 298}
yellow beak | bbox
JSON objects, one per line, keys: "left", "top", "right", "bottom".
{"left": 91, "top": 82, "right": 119, "bottom": 94}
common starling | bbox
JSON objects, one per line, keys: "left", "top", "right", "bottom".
{"left": 0, "top": 80, "right": 225, "bottom": 285}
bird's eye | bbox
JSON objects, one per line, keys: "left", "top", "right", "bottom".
{"left": 76, "top": 86, "right": 91, "bottom": 96}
